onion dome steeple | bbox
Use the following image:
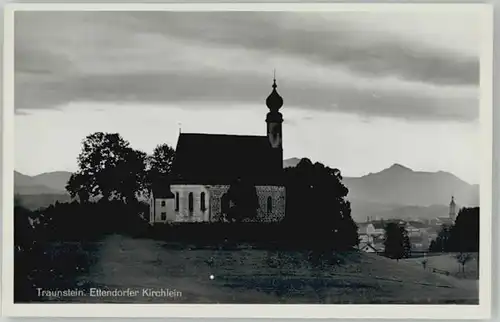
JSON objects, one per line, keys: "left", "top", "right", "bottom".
{"left": 265, "top": 71, "right": 284, "bottom": 152}
{"left": 266, "top": 73, "right": 283, "bottom": 112}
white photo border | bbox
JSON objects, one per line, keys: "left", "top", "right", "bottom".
{"left": 1, "top": 2, "right": 494, "bottom": 319}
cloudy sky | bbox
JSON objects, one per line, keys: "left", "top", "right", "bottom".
{"left": 14, "top": 9, "right": 483, "bottom": 183}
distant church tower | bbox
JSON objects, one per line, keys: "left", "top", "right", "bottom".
{"left": 266, "top": 75, "right": 284, "bottom": 167}
{"left": 449, "top": 196, "right": 457, "bottom": 221}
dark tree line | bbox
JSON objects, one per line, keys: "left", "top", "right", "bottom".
{"left": 18, "top": 132, "right": 177, "bottom": 241}
{"left": 429, "top": 207, "right": 479, "bottom": 253}
{"left": 17, "top": 132, "right": 174, "bottom": 247}
{"left": 15, "top": 132, "right": 174, "bottom": 302}
{"left": 14, "top": 198, "right": 151, "bottom": 302}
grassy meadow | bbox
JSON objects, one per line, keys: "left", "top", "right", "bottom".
{"left": 25, "top": 234, "right": 478, "bottom": 304}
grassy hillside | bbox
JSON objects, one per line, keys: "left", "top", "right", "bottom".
{"left": 403, "top": 253, "right": 479, "bottom": 280}
{"left": 41, "top": 235, "right": 478, "bottom": 304}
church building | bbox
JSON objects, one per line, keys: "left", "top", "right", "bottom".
{"left": 149, "top": 78, "right": 286, "bottom": 224}
{"left": 448, "top": 196, "right": 457, "bottom": 222}
{"left": 436, "top": 196, "right": 458, "bottom": 226}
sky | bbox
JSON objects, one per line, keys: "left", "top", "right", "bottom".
{"left": 14, "top": 9, "right": 483, "bottom": 184}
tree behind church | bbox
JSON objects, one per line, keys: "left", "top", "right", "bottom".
{"left": 283, "top": 158, "right": 358, "bottom": 249}
{"left": 146, "top": 143, "right": 176, "bottom": 190}
{"left": 66, "top": 132, "right": 148, "bottom": 203}
{"left": 225, "top": 177, "right": 259, "bottom": 222}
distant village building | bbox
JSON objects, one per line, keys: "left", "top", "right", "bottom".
{"left": 357, "top": 221, "right": 385, "bottom": 253}
{"left": 406, "top": 221, "right": 426, "bottom": 237}
{"left": 358, "top": 222, "right": 385, "bottom": 238}
{"left": 149, "top": 78, "right": 286, "bottom": 224}
{"left": 358, "top": 242, "right": 380, "bottom": 253}
{"left": 357, "top": 196, "right": 460, "bottom": 253}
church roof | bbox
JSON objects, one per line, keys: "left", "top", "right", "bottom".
{"left": 170, "top": 133, "right": 283, "bottom": 185}
{"left": 151, "top": 185, "right": 174, "bottom": 199}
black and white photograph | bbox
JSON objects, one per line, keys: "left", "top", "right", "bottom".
{"left": 2, "top": 3, "right": 493, "bottom": 318}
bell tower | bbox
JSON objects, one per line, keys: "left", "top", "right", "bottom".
{"left": 449, "top": 196, "right": 457, "bottom": 222}
{"left": 265, "top": 75, "right": 284, "bottom": 151}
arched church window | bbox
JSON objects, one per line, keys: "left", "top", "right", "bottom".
{"left": 161, "top": 200, "right": 166, "bottom": 207}
{"left": 267, "top": 196, "right": 273, "bottom": 213}
{"left": 188, "top": 192, "right": 194, "bottom": 212}
{"left": 175, "top": 192, "right": 179, "bottom": 211}
{"left": 200, "top": 192, "right": 206, "bottom": 211}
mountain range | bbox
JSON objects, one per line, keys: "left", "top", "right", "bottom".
{"left": 15, "top": 171, "right": 71, "bottom": 195}
{"left": 14, "top": 160, "right": 479, "bottom": 222}
{"left": 284, "top": 159, "right": 479, "bottom": 222}
{"left": 14, "top": 171, "right": 73, "bottom": 210}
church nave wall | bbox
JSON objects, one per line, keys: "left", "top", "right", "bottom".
{"left": 207, "top": 185, "right": 230, "bottom": 222}
{"left": 170, "top": 185, "right": 211, "bottom": 222}
{"left": 167, "top": 184, "right": 287, "bottom": 223}
{"left": 207, "top": 185, "right": 286, "bottom": 222}
{"left": 255, "top": 186, "right": 286, "bottom": 222}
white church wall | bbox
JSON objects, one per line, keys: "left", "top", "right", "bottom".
{"left": 170, "top": 185, "right": 210, "bottom": 222}
{"left": 153, "top": 198, "right": 175, "bottom": 223}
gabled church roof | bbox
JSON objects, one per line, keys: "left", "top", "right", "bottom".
{"left": 151, "top": 185, "right": 174, "bottom": 199}
{"left": 170, "top": 133, "right": 283, "bottom": 185}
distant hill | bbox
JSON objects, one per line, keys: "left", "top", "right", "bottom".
{"left": 342, "top": 163, "right": 478, "bottom": 207}
{"left": 30, "top": 171, "right": 73, "bottom": 192}
{"left": 282, "top": 160, "right": 479, "bottom": 223}
{"left": 14, "top": 171, "right": 73, "bottom": 210}
{"left": 283, "top": 157, "right": 301, "bottom": 168}
{"left": 14, "top": 170, "right": 72, "bottom": 194}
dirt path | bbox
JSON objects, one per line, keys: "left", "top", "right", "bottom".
{"left": 69, "top": 235, "right": 277, "bottom": 303}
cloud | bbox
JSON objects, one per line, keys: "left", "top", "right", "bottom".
{"left": 118, "top": 12, "right": 478, "bottom": 86}
{"left": 13, "top": 11, "right": 481, "bottom": 121}
{"left": 15, "top": 69, "right": 478, "bottom": 121}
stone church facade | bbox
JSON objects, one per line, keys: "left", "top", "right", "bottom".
{"left": 150, "top": 78, "right": 286, "bottom": 224}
